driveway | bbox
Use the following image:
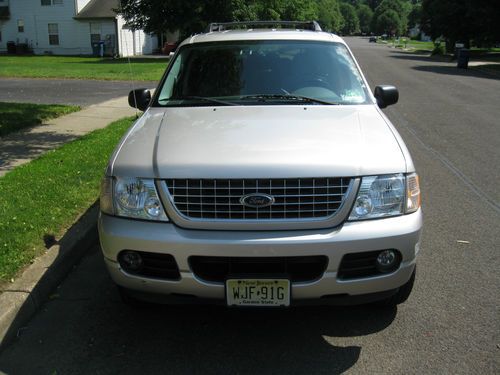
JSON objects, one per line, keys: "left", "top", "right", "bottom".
{"left": 0, "top": 78, "right": 157, "bottom": 106}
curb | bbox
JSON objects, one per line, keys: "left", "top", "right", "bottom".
{"left": 0, "top": 203, "right": 99, "bottom": 351}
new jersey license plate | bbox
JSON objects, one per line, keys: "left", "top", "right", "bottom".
{"left": 226, "top": 279, "right": 290, "bottom": 307}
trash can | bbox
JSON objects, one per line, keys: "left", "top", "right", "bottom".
{"left": 7, "top": 41, "right": 16, "bottom": 54}
{"left": 16, "top": 43, "right": 28, "bottom": 54}
{"left": 98, "top": 41, "right": 105, "bottom": 57}
{"left": 92, "top": 42, "right": 100, "bottom": 56}
{"left": 457, "top": 49, "right": 470, "bottom": 69}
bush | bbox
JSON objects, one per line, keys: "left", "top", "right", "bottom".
{"left": 431, "top": 41, "right": 445, "bottom": 55}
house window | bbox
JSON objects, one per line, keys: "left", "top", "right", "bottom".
{"left": 42, "top": 0, "right": 63, "bottom": 5}
{"left": 18, "top": 20, "right": 24, "bottom": 33}
{"left": 48, "top": 23, "right": 59, "bottom": 45}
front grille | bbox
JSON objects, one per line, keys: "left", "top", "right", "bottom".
{"left": 165, "top": 178, "right": 351, "bottom": 220}
{"left": 189, "top": 256, "right": 329, "bottom": 283}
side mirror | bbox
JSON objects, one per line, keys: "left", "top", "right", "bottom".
{"left": 374, "top": 85, "right": 399, "bottom": 108}
{"left": 128, "top": 89, "right": 151, "bottom": 111}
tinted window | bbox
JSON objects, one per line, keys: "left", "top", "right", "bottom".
{"left": 157, "top": 40, "right": 370, "bottom": 106}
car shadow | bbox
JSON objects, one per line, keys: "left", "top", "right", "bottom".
{"left": 110, "top": 303, "right": 397, "bottom": 373}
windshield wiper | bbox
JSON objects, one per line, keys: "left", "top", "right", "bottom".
{"left": 239, "top": 94, "right": 338, "bottom": 105}
{"left": 159, "top": 96, "right": 238, "bottom": 106}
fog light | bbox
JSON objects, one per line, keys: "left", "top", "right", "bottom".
{"left": 375, "top": 250, "right": 399, "bottom": 273}
{"left": 119, "top": 251, "right": 143, "bottom": 272}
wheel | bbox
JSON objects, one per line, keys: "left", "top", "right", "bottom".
{"left": 376, "top": 267, "right": 416, "bottom": 307}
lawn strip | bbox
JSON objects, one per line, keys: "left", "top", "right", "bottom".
{"left": 0, "top": 117, "right": 134, "bottom": 282}
{"left": 0, "top": 102, "right": 80, "bottom": 137}
{"left": 0, "top": 56, "right": 169, "bottom": 81}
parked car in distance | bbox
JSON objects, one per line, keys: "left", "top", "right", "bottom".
{"left": 161, "top": 42, "right": 178, "bottom": 55}
{"left": 99, "top": 21, "right": 422, "bottom": 308}
{"left": 369, "top": 36, "right": 377, "bottom": 43}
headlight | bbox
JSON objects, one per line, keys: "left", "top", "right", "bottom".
{"left": 349, "top": 173, "right": 420, "bottom": 220}
{"left": 100, "top": 176, "right": 169, "bottom": 222}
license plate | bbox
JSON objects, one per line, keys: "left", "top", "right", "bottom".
{"left": 226, "top": 279, "right": 290, "bottom": 307}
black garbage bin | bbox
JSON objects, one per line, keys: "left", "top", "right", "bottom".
{"left": 16, "top": 43, "right": 28, "bottom": 54}
{"left": 92, "top": 42, "right": 100, "bottom": 56}
{"left": 457, "top": 49, "right": 470, "bottom": 69}
{"left": 7, "top": 41, "right": 16, "bottom": 54}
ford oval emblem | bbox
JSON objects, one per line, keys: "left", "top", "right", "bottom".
{"left": 240, "top": 193, "right": 275, "bottom": 208}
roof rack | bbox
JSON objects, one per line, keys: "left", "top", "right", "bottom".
{"left": 206, "top": 21, "right": 322, "bottom": 33}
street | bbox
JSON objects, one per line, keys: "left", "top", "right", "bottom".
{"left": 0, "top": 78, "right": 156, "bottom": 106}
{"left": 0, "top": 37, "right": 498, "bottom": 374}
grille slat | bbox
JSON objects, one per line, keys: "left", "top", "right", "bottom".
{"left": 166, "top": 178, "right": 351, "bottom": 221}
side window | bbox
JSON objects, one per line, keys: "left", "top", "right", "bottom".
{"left": 159, "top": 54, "right": 183, "bottom": 100}
{"left": 18, "top": 20, "right": 24, "bottom": 33}
{"left": 48, "top": 23, "right": 59, "bottom": 45}
{"left": 41, "top": 0, "right": 51, "bottom": 5}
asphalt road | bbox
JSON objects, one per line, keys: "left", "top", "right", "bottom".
{"left": 0, "top": 38, "right": 498, "bottom": 374}
{"left": 0, "top": 78, "right": 156, "bottom": 106}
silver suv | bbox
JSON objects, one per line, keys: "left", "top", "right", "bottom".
{"left": 99, "top": 21, "right": 422, "bottom": 307}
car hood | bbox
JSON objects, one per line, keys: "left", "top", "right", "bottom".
{"left": 111, "top": 105, "right": 407, "bottom": 178}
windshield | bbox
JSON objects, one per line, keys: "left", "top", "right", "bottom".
{"left": 156, "top": 40, "right": 370, "bottom": 106}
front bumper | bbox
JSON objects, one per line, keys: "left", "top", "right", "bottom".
{"left": 98, "top": 210, "right": 422, "bottom": 303}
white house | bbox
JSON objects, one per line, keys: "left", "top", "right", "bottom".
{"left": 0, "top": 0, "right": 157, "bottom": 56}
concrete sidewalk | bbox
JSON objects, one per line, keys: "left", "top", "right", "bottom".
{"left": 0, "top": 96, "right": 138, "bottom": 176}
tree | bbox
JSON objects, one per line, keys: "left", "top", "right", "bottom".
{"left": 407, "top": 2, "right": 421, "bottom": 29}
{"left": 315, "top": 0, "right": 344, "bottom": 32}
{"left": 372, "top": 0, "right": 409, "bottom": 35}
{"left": 339, "top": 3, "right": 360, "bottom": 34}
{"left": 357, "top": 4, "right": 373, "bottom": 34}
{"left": 118, "top": 0, "right": 235, "bottom": 36}
{"left": 421, "top": 0, "right": 500, "bottom": 50}
{"left": 376, "top": 9, "right": 400, "bottom": 35}
{"left": 118, "top": 0, "right": 328, "bottom": 37}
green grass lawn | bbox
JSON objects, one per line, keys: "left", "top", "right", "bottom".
{"left": 0, "top": 102, "right": 80, "bottom": 137}
{"left": 0, "top": 117, "right": 134, "bottom": 282}
{"left": 0, "top": 56, "right": 169, "bottom": 81}
{"left": 380, "top": 38, "right": 500, "bottom": 56}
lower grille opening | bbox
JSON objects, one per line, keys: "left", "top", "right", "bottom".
{"left": 189, "top": 256, "right": 328, "bottom": 283}
{"left": 338, "top": 250, "right": 401, "bottom": 280}
{"left": 118, "top": 250, "right": 180, "bottom": 280}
